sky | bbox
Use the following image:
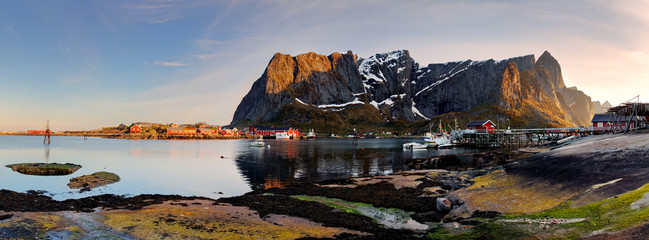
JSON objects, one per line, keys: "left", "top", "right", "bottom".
{"left": 0, "top": 0, "right": 647, "bottom": 131}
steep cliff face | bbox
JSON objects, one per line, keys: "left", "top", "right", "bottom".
{"left": 231, "top": 50, "right": 598, "bottom": 130}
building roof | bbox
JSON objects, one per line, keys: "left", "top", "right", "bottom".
{"left": 592, "top": 113, "right": 641, "bottom": 122}
{"left": 253, "top": 125, "right": 291, "bottom": 131}
{"left": 465, "top": 120, "right": 495, "bottom": 127}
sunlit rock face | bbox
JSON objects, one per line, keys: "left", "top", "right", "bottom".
{"left": 231, "top": 50, "right": 598, "bottom": 128}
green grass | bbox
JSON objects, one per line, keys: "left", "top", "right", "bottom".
{"left": 292, "top": 195, "right": 369, "bottom": 215}
{"left": 6, "top": 163, "right": 80, "bottom": 170}
{"left": 6, "top": 163, "right": 81, "bottom": 176}
{"left": 91, "top": 171, "right": 121, "bottom": 181}
{"left": 427, "top": 222, "right": 527, "bottom": 240}
{"left": 426, "top": 183, "right": 649, "bottom": 239}
{"left": 504, "top": 183, "right": 649, "bottom": 236}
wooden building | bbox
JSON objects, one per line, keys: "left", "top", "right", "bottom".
{"left": 248, "top": 125, "right": 301, "bottom": 138}
{"left": 591, "top": 113, "right": 640, "bottom": 132}
{"left": 129, "top": 125, "right": 142, "bottom": 133}
{"left": 465, "top": 120, "right": 496, "bottom": 133}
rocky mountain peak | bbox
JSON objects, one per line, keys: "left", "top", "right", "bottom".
{"left": 265, "top": 53, "right": 296, "bottom": 94}
{"left": 231, "top": 50, "right": 599, "bottom": 129}
{"left": 535, "top": 50, "right": 565, "bottom": 90}
{"left": 602, "top": 101, "right": 613, "bottom": 108}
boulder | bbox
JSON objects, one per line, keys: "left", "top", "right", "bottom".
{"left": 436, "top": 197, "right": 452, "bottom": 213}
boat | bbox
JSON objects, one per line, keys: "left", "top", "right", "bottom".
{"left": 403, "top": 142, "right": 428, "bottom": 150}
{"left": 250, "top": 139, "right": 265, "bottom": 147}
{"left": 275, "top": 132, "right": 289, "bottom": 139}
{"left": 437, "top": 143, "right": 454, "bottom": 149}
{"left": 306, "top": 129, "right": 316, "bottom": 140}
{"left": 425, "top": 120, "right": 452, "bottom": 147}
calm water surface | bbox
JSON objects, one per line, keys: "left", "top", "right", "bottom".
{"left": 0, "top": 136, "right": 478, "bottom": 200}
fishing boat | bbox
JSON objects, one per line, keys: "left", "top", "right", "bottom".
{"left": 250, "top": 138, "right": 265, "bottom": 147}
{"left": 403, "top": 142, "right": 428, "bottom": 150}
{"left": 275, "top": 132, "right": 289, "bottom": 139}
{"left": 437, "top": 143, "right": 454, "bottom": 149}
{"left": 306, "top": 129, "right": 316, "bottom": 140}
{"left": 424, "top": 120, "right": 452, "bottom": 147}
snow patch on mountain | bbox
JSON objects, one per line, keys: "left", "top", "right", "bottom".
{"left": 415, "top": 60, "right": 476, "bottom": 96}
{"left": 412, "top": 101, "right": 429, "bottom": 120}
{"left": 359, "top": 50, "right": 407, "bottom": 89}
{"left": 294, "top": 98, "right": 364, "bottom": 112}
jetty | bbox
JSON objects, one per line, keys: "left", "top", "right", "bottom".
{"left": 457, "top": 96, "right": 649, "bottom": 149}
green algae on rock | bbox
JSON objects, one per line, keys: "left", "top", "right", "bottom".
{"left": 6, "top": 163, "right": 81, "bottom": 176}
{"left": 68, "top": 172, "right": 120, "bottom": 189}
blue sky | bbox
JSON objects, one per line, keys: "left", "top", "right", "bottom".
{"left": 1, "top": 0, "right": 647, "bottom": 131}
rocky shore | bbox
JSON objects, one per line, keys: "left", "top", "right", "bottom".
{"left": 3, "top": 132, "right": 649, "bottom": 239}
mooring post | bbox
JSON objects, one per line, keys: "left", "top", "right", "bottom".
{"left": 43, "top": 119, "right": 51, "bottom": 144}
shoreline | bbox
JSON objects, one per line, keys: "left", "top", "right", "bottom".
{"left": 0, "top": 132, "right": 424, "bottom": 141}
{"left": 3, "top": 132, "right": 649, "bottom": 239}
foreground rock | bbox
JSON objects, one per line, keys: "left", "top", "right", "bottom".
{"left": 450, "top": 132, "right": 649, "bottom": 217}
{"left": 68, "top": 172, "right": 120, "bottom": 189}
{"left": 5, "top": 163, "right": 81, "bottom": 176}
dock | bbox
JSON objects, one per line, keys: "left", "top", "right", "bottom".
{"left": 459, "top": 128, "right": 590, "bottom": 149}
{"left": 459, "top": 96, "right": 649, "bottom": 149}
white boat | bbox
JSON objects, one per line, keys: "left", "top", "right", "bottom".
{"left": 403, "top": 142, "right": 428, "bottom": 150}
{"left": 306, "top": 129, "right": 315, "bottom": 140}
{"left": 250, "top": 139, "right": 265, "bottom": 147}
{"left": 423, "top": 132, "right": 434, "bottom": 142}
{"left": 437, "top": 143, "right": 454, "bottom": 149}
{"left": 425, "top": 120, "right": 452, "bottom": 147}
{"left": 275, "top": 132, "right": 289, "bottom": 139}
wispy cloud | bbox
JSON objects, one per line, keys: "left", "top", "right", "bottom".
{"left": 195, "top": 39, "right": 227, "bottom": 50}
{"left": 153, "top": 61, "right": 189, "bottom": 66}
{"left": 119, "top": 0, "right": 220, "bottom": 24}
{"left": 123, "top": 4, "right": 171, "bottom": 10}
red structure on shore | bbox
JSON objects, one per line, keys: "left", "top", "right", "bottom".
{"left": 27, "top": 130, "right": 46, "bottom": 134}
{"left": 248, "top": 125, "right": 301, "bottom": 138}
{"left": 465, "top": 120, "right": 496, "bottom": 133}
{"left": 129, "top": 125, "right": 142, "bottom": 133}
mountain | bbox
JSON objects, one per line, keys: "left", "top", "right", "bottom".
{"left": 231, "top": 50, "right": 599, "bottom": 132}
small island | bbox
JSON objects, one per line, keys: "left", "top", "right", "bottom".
{"left": 5, "top": 163, "right": 81, "bottom": 176}
{"left": 68, "top": 171, "right": 120, "bottom": 189}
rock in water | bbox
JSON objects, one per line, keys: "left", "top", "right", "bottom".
{"left": 68, "top": 171, "right": 120, "bottom": 189}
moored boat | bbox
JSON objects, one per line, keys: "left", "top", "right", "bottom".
{"left": 275, "top": 132, "right": 289, "bottom": 139}
{"left": 250, "top": 139, "right": 265, "bottom": 147}
{"left": 403, "top": 142, "right": 428, "bottom": 150}
{"left": 306, "top": 129, "right": 316, "bottom": 140}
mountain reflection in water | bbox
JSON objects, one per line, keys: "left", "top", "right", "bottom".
{"left": 0, "top": 136, "right": 479, "bottom": 200}
{"left": 234, "top": 138, "right": 479, "bottom": 191}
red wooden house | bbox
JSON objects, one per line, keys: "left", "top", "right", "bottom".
{"left": 591, "top": 113, "right": 640, "bottom": 132}
{"left": 129, "top": 125, "right": 142, "bottom": 133}
{"left": 167, "top": 127, "right": 196, "bottom": 135}
{"left": 27, "top": 130, "right": 46, "bottom": 134}
{"left": 249, "top": 125, "right": 301, "bottom": 138}
{"left": 465, "top": 120, "right": 496, "bottom": 133}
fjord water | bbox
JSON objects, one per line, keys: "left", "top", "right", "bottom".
{"left": 0, "top": 136, "right": 477, "bottom": 200}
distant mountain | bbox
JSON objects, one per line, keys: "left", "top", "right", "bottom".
{"left": 592, "top": 100, "right": 614, "bottom": 114}
{"left": 231, "top": 50, "right": 600, "bottom": 132}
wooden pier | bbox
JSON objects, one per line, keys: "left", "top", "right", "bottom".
{"left": 459, "top": 128, "right": 591, "bottom": 149}
{"left": 459, "top": 96, "right": 649, "bottom": 149}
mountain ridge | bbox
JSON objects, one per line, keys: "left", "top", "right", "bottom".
{"left": 231, "top": 50, "right": 601, "bottom": 132}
